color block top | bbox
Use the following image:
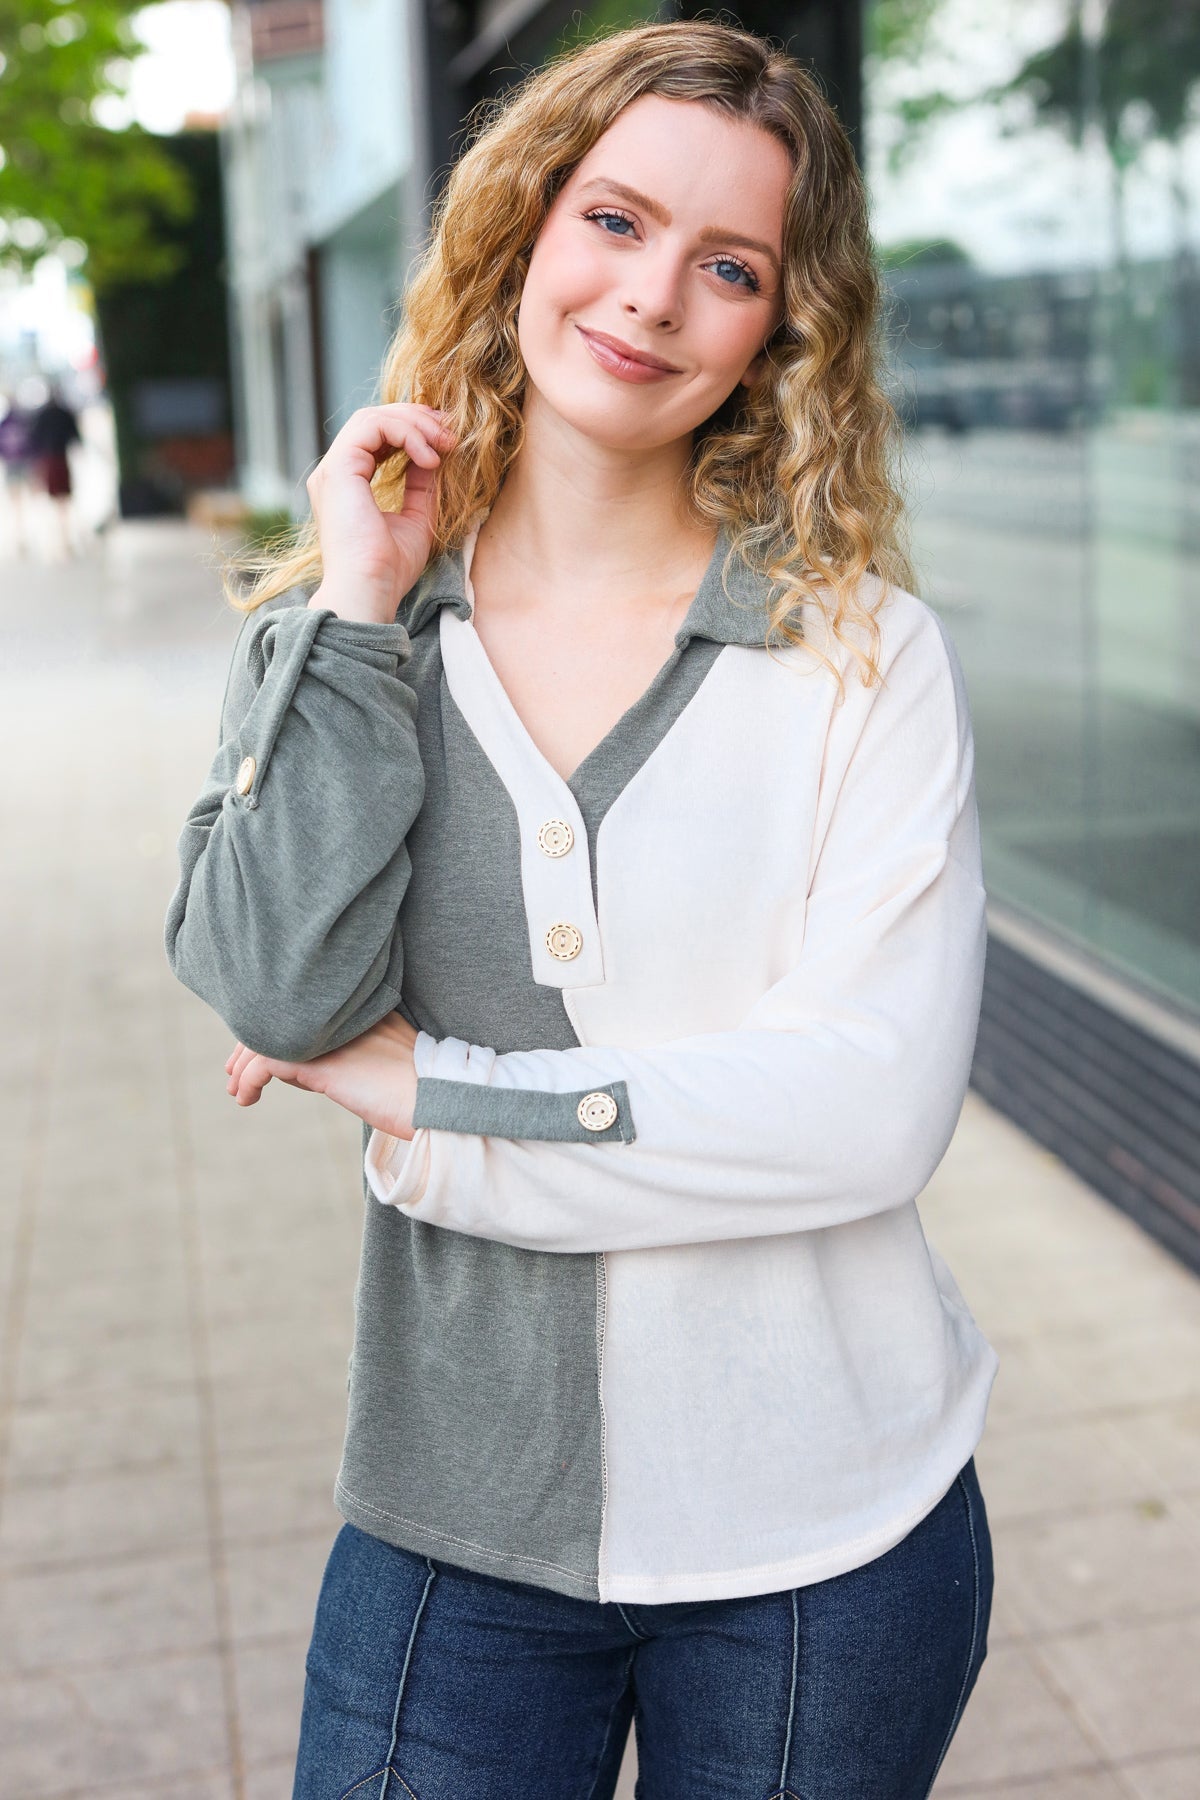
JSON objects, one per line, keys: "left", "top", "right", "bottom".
{"left": 165, "top": 521, "right": 999, "bottom": 1604}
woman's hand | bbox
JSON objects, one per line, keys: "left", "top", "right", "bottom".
{"left": 305, "top": 402, "right": 458, "bottom": 625}
{"left": 224, "top": 1013, "right": 420, "bottom": 1140}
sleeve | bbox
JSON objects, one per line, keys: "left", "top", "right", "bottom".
{"left": 163, "top": 590, "right": 424, "bottom": 1062}
{"left": 363, "top": 608, "right": 989, "bottom": 1254}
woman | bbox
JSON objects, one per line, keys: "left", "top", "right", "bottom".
{"left": 29, "top": 383, "right": 81, "bottom": 558}
{"left": 165, "top": 21, "right": 998, "bottom": 1798}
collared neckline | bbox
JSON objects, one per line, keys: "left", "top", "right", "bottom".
{"left": 400, "top": 518, "right": 794, "bottom": 648}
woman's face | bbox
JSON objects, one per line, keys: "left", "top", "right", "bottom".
{"left": 516, "top": 93, "right": 792, "bottom": 454}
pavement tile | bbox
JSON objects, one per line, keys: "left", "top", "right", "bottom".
{"left": 223, "top": 1531, "right": 333, "bottom": 1643}
{"left": 957, "top": 1251, "right": 1197, "bottom": 1336}
{"left": 986, "top": 1571, "right": 1029, "bottom": 1645}
{"left": 18, "top": 1268, "right": 191, "bottom": 1342}
{"left": 241, "top": 1758, "right": 296, "bottom": 1800}
{"left": 989, "top": 1496, "right": 1200, "bottom": 1634}
{"left": 209, "top": 1372, "right": 348, "bottom": 1464}
{"left": 1035, "top": 1615, "right": 1200, "bottom": 1761}
{"left": 1035, "top": 1318, "right": 1200, "bottom": 1413}
{"left": 934, "top": 1774, "right": 1129, "bottom": 1798}
{"left": 974, "top": 1416, "right": 1172, "bottom": 1524}
{"left": 928, "top": 1640, "right": 1107, "bottom": 1788}
{"left": 12, "top": 1317, "right": 197, "bottom": 1406}
{"left": 0, "top": 1651, "right": 229, "bottom": 1793}
{"left": 5, "top": 1389, "right": 204, "bottom": 1484}
{"left": 614, "top": 1734, "right": 637, "bottom": 1800}
{"left": 83, "top": 1778, "right": 236, "bottom": 1800}
{"left": 1117, "top": 1752, "right": 1200, "bottom": 1799}
{"left": 0, "top": 1774, "right": 235, "bottom": 1800}
{"left": 201, "top": 1305, "right": 352, "bottom": 1375}
{"left": 0, "top": 1464, "right": 209, "bottom": 1568}
{"left": 25, "top": 1219, "right": 187, "bottom": 1284}
{"left": 201, "top": 1262, "right": 359, "bottom": 1329}
{"left": 978, "top": 1338, "right": 1095, "bottom": 1434}
{"left": 217, "top": 1443, "right": 342, "bottom": 1544}
{"left": 1105, "top": 1399, "right": 1200, "bottom": 1493}
{"left": 0, "top": 1545, "right": 218, "bottom": 1673}
{"left": 233, "top": 1631, "right": 310, "bottom": 1770}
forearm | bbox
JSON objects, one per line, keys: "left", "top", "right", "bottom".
{"left": 366, "top": 853, "right": 987, "bottom": 1253}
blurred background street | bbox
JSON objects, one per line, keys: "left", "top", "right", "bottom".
{"left": 0, "top": 503, "right": 1196, "bottom": 1799}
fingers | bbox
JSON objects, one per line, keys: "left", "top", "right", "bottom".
{"left": 226, "top": 1043, "right": 275, "bottom": 1106}
{"left": 230, "top": 1051, "right": 277, "bottom": 1108}
{"left": 307, "top": 404, "right": 457, "bottom": 496}
{"left": 226, "top": 1042, "right": 256, "bottom": 1090}
{"left": 391, "top": 411, "right": 456, "bottom": 468}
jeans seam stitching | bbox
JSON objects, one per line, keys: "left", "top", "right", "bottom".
{"left": 923, "top": 1470, "right": 983, "bottom": 1798}
{"left": 378, "top": 1558, "right": 437, "bottom": 1800}
{"left": 615, "top": 1601, "right": 650, "bottom": 1642}
{"left": 338, "top": 1772, "right": 405, "bottom": 1800}
{"left": 778, "top": 1588, "right": 799, "bottom": 1791}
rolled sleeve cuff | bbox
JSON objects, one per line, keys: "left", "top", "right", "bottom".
{"left": 363, "top": 1027, "right": 441, "bottom": 1207}
{"left": 413, "top": 1075, "right": 634, "bottom": 1144}
{"left": 232, "top": 603, "right": 414, "bottom": 809}
{"left": 364, "top": 1029, "right": 637, "bottom": 1211}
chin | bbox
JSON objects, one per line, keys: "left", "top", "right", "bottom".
{"left": 527, "top": 372, "right": 692, "bottom": 452}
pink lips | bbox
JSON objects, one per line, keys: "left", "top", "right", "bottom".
{"left": 575, "top": 325, "right": 682, "bottom": 383}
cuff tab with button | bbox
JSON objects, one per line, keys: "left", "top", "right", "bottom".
{"left": 412, "top": 1076, "right": 635, "bottom": 1145}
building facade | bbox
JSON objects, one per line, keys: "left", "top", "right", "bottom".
{"left": 862, "top": 0, "right": 1200, "bottom": 1268}
{"left": 224, "top": 0, "right": 422, "bottom": 505}
{"left": 220, "top": 0, "right": 1200, "bottom": 1265}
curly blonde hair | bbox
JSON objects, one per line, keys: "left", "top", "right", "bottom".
{"left": 228, "top": 18, "right": 914, "bottom": 690}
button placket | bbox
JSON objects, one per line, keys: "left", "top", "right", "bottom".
{"left": 539, "top": 818, "right": 586, "bottom": 967}
{"left": 438, "top": 607, "right": 603, "bottom": 989}
{"left": 522, "top": 797, "right": 595, "bottom": 984}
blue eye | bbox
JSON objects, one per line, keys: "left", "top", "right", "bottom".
{"left": 585, "top": 208, "right": 637, "bottom": 237}
{"left": 710, "top": 257, "right": 759, "bottom": 292}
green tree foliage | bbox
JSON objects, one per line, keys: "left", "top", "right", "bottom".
{"left": 878, "top": 0, "right": 1200, "bottom": 173}
{"left": 1000, "top": 0, "right": 1200, "bottom": 160}
{"left": 864, "top": 0, "right": 945, "bottom": 65}
{"left": 0, "top": 0, "right": 193, "bottom": 286}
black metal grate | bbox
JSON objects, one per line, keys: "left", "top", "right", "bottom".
{"left": 970, "top": 934, "right": 1200, "bottom": 1277}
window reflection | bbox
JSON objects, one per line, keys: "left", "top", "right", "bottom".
{"left": 865, "top": 0, "right": 1200, "bottom": 1015}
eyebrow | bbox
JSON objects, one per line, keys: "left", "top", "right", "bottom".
{"left": 574, "top": 177, "right": 781, "bottom": 276}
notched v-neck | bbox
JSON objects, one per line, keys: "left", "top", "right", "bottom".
{"left": 461, "top": 609, "right": 725, "bottom": 833}
{"left": 457, "top": 520, "right": 719, "bottom": 795}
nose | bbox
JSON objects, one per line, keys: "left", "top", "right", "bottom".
{"left": 619, "top": 243, "right": 685, "bottom": 333}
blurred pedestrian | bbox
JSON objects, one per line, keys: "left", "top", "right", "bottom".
{"left": 0, "top": 393, "right": 34, "bottom": 556}
{"left": 29, "top": 383, "right": 82, "bottom": 558}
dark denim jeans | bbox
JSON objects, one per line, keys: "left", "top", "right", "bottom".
{"left": 292, "top": 1455, "right": 992, "bottom": 1800}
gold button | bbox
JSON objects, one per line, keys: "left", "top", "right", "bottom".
{"left": 235, "top": 754, "right": 256, "bottom": 795}
{"left": 537, "top": 819, "right": 574, "bottom": 858}
{"left": 577, "top": 1091, "right": 618, "bottom": 1132}
{"left": 546, "top": 922, "right": 583, "bottom": 962}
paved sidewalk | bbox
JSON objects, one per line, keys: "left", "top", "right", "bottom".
{"left": 0, "top": 523, "right": 1197, "bottom": 1799}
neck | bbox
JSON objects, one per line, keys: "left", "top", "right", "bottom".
{"left": 475, "top": 387, "right": 715, "bottom": 603}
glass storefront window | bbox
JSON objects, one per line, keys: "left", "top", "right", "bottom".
{"left": 863, "top": 0, "right": 1200, "bottom": 1016}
